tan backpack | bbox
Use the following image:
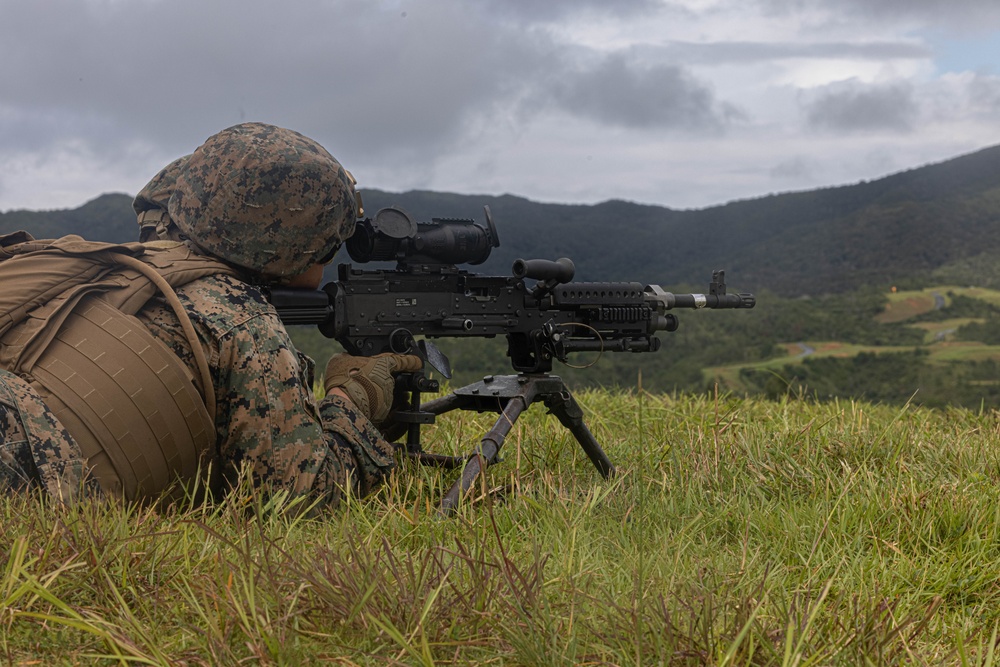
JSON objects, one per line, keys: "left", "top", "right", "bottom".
{"left": 0, "top": 232, "right": 236, "bottom": 500}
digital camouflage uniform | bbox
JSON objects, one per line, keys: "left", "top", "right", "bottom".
{"left": 0, "top": 369, "right": 102, "bottom": 501}
{"left": 135, "top": 273, "right": 395, "bottom": 503}
{"left": 0, "top": 123, "right": 397, "bottom": 506}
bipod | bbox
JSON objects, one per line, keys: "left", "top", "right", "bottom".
{"left": 390, "top": 372, "right": 616, "bottom": 516}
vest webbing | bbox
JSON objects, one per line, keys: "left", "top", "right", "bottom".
{"left": 0, "top": 233, "right": 237, "bottom": 500}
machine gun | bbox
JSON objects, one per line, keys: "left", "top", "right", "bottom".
{"left": 270, "top": 206, "right": 755, "bottom": 514}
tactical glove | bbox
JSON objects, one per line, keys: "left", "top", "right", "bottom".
{"left": 323, "top": 353, "right": 423, "bottom": 423}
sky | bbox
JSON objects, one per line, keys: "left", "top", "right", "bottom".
{"left": 1, "top": 0, "right": 999, "bottom": 214}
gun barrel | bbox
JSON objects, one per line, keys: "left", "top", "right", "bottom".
{"left": 670, "top": 293, "right": 756, "bottom": 309}
{"left": 644, "top": 284, "right": 755, "bottom": 311}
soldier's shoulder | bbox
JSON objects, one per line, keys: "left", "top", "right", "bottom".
{"left": 178, "top": 273, "right": 281, "bottom": 332}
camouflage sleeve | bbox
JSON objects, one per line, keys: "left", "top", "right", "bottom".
{"left": 0, "top": 369, "right": 102, "bottom": 501}
{"left": 139, "top": 275, "right": 395, "bottom": 507}
{"left": 212, "top": 313, "right": 396, "bottom": 505}
{"left": 316, "top": 393, "right": 398, "bottom": 499}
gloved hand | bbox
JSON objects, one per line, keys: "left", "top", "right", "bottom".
{"left": 323, "top": 352, "right": 423, "bottom": 423}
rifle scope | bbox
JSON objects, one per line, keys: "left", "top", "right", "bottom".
{"left": 347, "top": 205, "right": 500, "bottom": 266}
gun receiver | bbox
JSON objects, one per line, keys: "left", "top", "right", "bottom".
{"left": 269, "top": 206, "right": 755, "bottom": 514}
{"left": 271, "top": 208, "right": 753, "bottom": 374}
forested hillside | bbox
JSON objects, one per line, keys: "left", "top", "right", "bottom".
{"left": 5, "top": 146, "right": 1000, "bottom": 410}
{"left": 359, "top": 144, "right": 1000, "bottom": 295}
{"left": 4, "top": 144, "right": 1000, "bottom": 297}
{"left": 0, "top": 193, "right": 137, "bottom": 243}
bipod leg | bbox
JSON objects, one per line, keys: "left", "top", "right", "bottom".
{"left": 543, "top": 385, "right": 616, "bottom": 479}
{"left": 439, "top": 394, "right": 529, "bottom": 515}
{"left": 432, "top": 374, "right": 617, "bottom": 516}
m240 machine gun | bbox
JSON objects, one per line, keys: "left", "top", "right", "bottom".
{"left": 270, "top": 206, "right": 755, "bottom": 514}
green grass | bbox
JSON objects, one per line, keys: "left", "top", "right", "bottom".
{"left": 711, "top": 339, "right": 1000, "bottom": 382}
{"left": 5, "top": 389, "right": 1000, "bottom": 664}
{"left": 706, "top": 287, "right": 1000, "bottom": 390}
{"left": 707, "top": 342, "right": 917, "bottom": 389}
{"left": 911, "top": 319, "right": 985, "bottom": 344}
{"left": 877, "top": 287, "right": 1000, "bottom": 324}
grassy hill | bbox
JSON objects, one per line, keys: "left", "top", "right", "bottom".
{"left": 710, "top": 285, "right": 1000, "bottom": 409}
{"left": 4, "top": 390, "right": 1000, "bottom": 664}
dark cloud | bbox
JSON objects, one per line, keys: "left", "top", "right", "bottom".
{"left": 479, "top": 0, "right": 663, "bottom": 22}
{"left": 850, "top": 0, "right": 1000, "bottom": 27}
{"left": 544, "top": 53, "right": 741, "bottom": 131}
{"left": 644, "top": 40, "right": 932, "bottom": 66}
{"left": 969, "top": 75, "right": 1000, "bottom": 112}
{"left": 1, "top": 0, "right": 997, "bottom": 212}
{"left": 804, "top": 81, "right": 918, "bottom": 133}
{"left": 0, "top": 1, "right": 546, "bottom": 169}
{"left": 0, "top": 0, "right": 736, "bottom": 176}
{"left": 759, "top": 0, "right": 1000, "bottom": 32}
{"left": 770, "top": 156, "right": 816, "bottom": 180}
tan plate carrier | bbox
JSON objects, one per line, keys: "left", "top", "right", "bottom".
{"left": 1, "top": 233, "right": 235, "bottom": 500}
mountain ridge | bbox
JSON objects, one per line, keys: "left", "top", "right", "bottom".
{"left": 3, "top": 144, "right": 1000, "bottom": 297}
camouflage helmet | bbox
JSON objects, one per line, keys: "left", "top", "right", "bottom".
{"left": 133, "top": 154, "right": 190, "bottom": 217}
{"left": 133, "top": 155, "right": 189, "bottom": 242}
{"left": 167, "top": 123, "right": 357, "bottom": 278}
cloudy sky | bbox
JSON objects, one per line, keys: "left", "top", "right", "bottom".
{"left": 1, "top": 0, "right": 999, "bottom": 213}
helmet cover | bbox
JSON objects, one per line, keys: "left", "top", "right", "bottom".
{"left": 167, "top": 123, "right": 356, "bottom": 277}
{"left": 133, "top": 155, "right": 190, "bottom": 242}
{"left": 133, "top": 154, "right": 190, "bottom": 218}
